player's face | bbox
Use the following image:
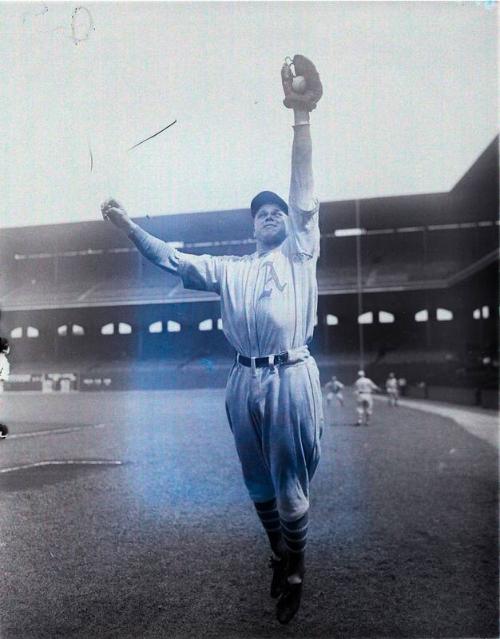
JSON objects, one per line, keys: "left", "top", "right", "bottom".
{"left": 253, "top": 204, "right": 288, "bottom": 247}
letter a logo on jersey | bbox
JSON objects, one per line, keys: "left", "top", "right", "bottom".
{"left": 259, "top": 261, "right": 287, "bottom": 300}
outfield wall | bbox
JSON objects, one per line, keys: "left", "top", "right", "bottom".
{"left": 3, "top": 368, "right": 498, "bottom": 409}
{"left": 405, "top": 384, "right": 499, "bottom": 409}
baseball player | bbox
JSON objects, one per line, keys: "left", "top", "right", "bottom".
{"left": 324, "top": 375, "right": 344, "bottom": 407}
{"left": 101, "top": 55, "right": 323, "bottom": 625}
{"left": 354, "top": 370, "right": 381, "bottom": 426}
{"left": 0, "top": 338, "right": 10, "bottom": 439}
{"left": 385, "top": 372, "right": 399, "bottom": 407}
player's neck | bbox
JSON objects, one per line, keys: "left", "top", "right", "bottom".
{"left": 256, "top": 238, "right": 284, "bottom": 255}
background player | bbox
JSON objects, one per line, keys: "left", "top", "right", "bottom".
{"left": 324, "top": 375, "right": 344, "bottom": 407}
{"left": 385, "top": 372, "right": 400, "bottom": 406}
{"left": 0, "top": 337, "right": 11, "bottom": 439}
{"left": 354, "top": 370, "right": 381, "bottom": 426}
{"left": 101, "top": 55, "right": 323, "bottom": 625}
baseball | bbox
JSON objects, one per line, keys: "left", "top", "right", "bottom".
{"left": 292, "top": 75, "right": 307, "bottom": 93}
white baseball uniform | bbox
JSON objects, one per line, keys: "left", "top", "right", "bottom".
{"left": 0, "top": 353, "right": 9, "bottom": 430}
{"left": 127, "top": 196, "right": 324, "bottom": 522}
{"left": 325, "top": 379, "right": 344, "bottom": 404}
{"left": 386, "top": 377, "right": 399, "bottom": 405}
{"left": 354, "top": 375, "right": 378, "bottom": 420}
{"left": 177, "top": 198, "right": 323, "bottom": 521}
{"left": 0, "top": 353, "right": 10, "bottom": 382}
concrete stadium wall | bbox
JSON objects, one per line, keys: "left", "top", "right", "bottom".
{"left": 427, "top": 386, "right": 479, "bottom": 406}
{"left": 4, "top": 369, "right": 498, "bottom": 411}
{"left": 480, "top": 389, "right": 500, "bottom": 410}
{"left": 406, "top": 384, "right": 498, "bottom": 410}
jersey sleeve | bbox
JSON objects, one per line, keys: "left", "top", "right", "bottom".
{"left": 126, "top": 224, "right": 224, "bottom": 293}
{"left": 176, "top": 252, "right": 224, "bottom": 293}
{"left": 286, "top": 197, "right": 320, "bottom": 259}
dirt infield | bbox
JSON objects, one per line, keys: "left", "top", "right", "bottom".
{"left": 0, "top": 390, "right": 498, "bottom": 638}
{"left": 374, "top": 395, "right": 499, "bottom": 448}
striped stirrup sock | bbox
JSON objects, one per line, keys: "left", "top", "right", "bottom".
{"left": 281, "top": 511, "right": 309, "bottom": 555}
{"left": 254, "top": 499, "right": 283, "bottom": 555}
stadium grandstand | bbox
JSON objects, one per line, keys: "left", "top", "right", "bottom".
{"left": 0, "top": 137, "right": 497, "bottom": 406}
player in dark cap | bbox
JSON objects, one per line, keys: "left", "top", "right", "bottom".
{"left": 101, "top": 54, "right": 323, "bottom": 625}
{"left": 250, "top": 191, "right": 289, "bottom": 218}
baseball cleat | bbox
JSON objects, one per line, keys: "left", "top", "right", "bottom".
{"left": 0, "top": 424, "right": 8, "bottom": 439}
{"left": 269, "top": 555, "right": 288, "bottom": 599}
{"left": 276, "top": 580, "right": 303, "bottom": 624}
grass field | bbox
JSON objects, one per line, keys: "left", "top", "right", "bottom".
{"left": 0, "top": 389, "right": 498, "bottom": 638}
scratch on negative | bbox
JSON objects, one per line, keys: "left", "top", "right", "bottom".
{"left": 128, "top": 120, "right": 177, "bottom": 152}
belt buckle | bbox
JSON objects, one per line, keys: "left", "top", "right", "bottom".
{"left": 277, "top": 351, "right": 288, "bottom": 366}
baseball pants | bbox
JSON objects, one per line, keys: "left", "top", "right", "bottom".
{"left": 225, "top": 352, "right": 323, "bottom": 522}
{"left": 357, "top": 394, "right": 373, "bottom": 418}
{"left": 387, "top": 390, "right": 399, "bottom": 404}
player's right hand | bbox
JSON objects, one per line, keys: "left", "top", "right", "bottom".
{"left": 101, "top": 198, "right": 133, "bottom": 233}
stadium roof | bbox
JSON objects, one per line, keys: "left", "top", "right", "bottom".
{"left": 0, "top": 136, "right": 496, "bottom": 257}
{"left": 0, "top": 137, "right": 497, "bottom": 310}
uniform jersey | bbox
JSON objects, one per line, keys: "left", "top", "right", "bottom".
{"left": 179, "top": 197, "right": 322, "bottom": 520}
{"left": 0, "top": 353, "right": 10, "bottom": 382}
{"left": 386, "top": 378, "right": 398, "bottom": 392}
{"left": 355, "top": 376, "right": 378, "bottom": 395}
{"left": 175, "top": 198, "right": 320, "bottom": 357}
{"left": 325, "top": 380, "right": 343, "bottom": 392}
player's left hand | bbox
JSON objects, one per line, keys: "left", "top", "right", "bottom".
{"left": 281, "top": 54, "right": 323, "bottom": 112}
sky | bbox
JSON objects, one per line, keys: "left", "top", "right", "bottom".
{"left": 0, "top": 1, "right": 497, "bottom": 228}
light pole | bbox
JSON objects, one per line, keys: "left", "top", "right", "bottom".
{"left": 355, "top": 199, "right": 364, "bottom": 370}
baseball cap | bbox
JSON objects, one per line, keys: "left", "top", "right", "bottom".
{"left": 357, "top": 370, "right": 365, "bottom": 377}
{"left": 250, "top": 191, "right": 288, "bottom": 217}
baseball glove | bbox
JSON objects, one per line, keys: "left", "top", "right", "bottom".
{"left": 281, "top": 54, "right": 323, "bottom": 111}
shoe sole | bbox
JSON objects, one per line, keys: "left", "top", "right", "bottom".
{"left": 276, "top": 582, "right": 303, "bottom": 624}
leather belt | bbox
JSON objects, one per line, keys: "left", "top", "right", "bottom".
{"left": 236, "top": 351, "right": 289, "bottom": 368}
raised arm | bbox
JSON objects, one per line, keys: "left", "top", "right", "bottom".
{"left": 371, "top": 380, "right": 382, "bottom": 393}
{"left": 280, "top": 55, "right": 322, "bottom": 259}
{"left": 281, "top": 55, "right": 322, "bottom": 212}
{"left": 290, "top": 110, "right": 314, "bottom": 211}
{"left": 100, "top": 199, "right": 222, "bottom": 292}
{"left": 101, "top": 199, "right": 181, "bottom": 275}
